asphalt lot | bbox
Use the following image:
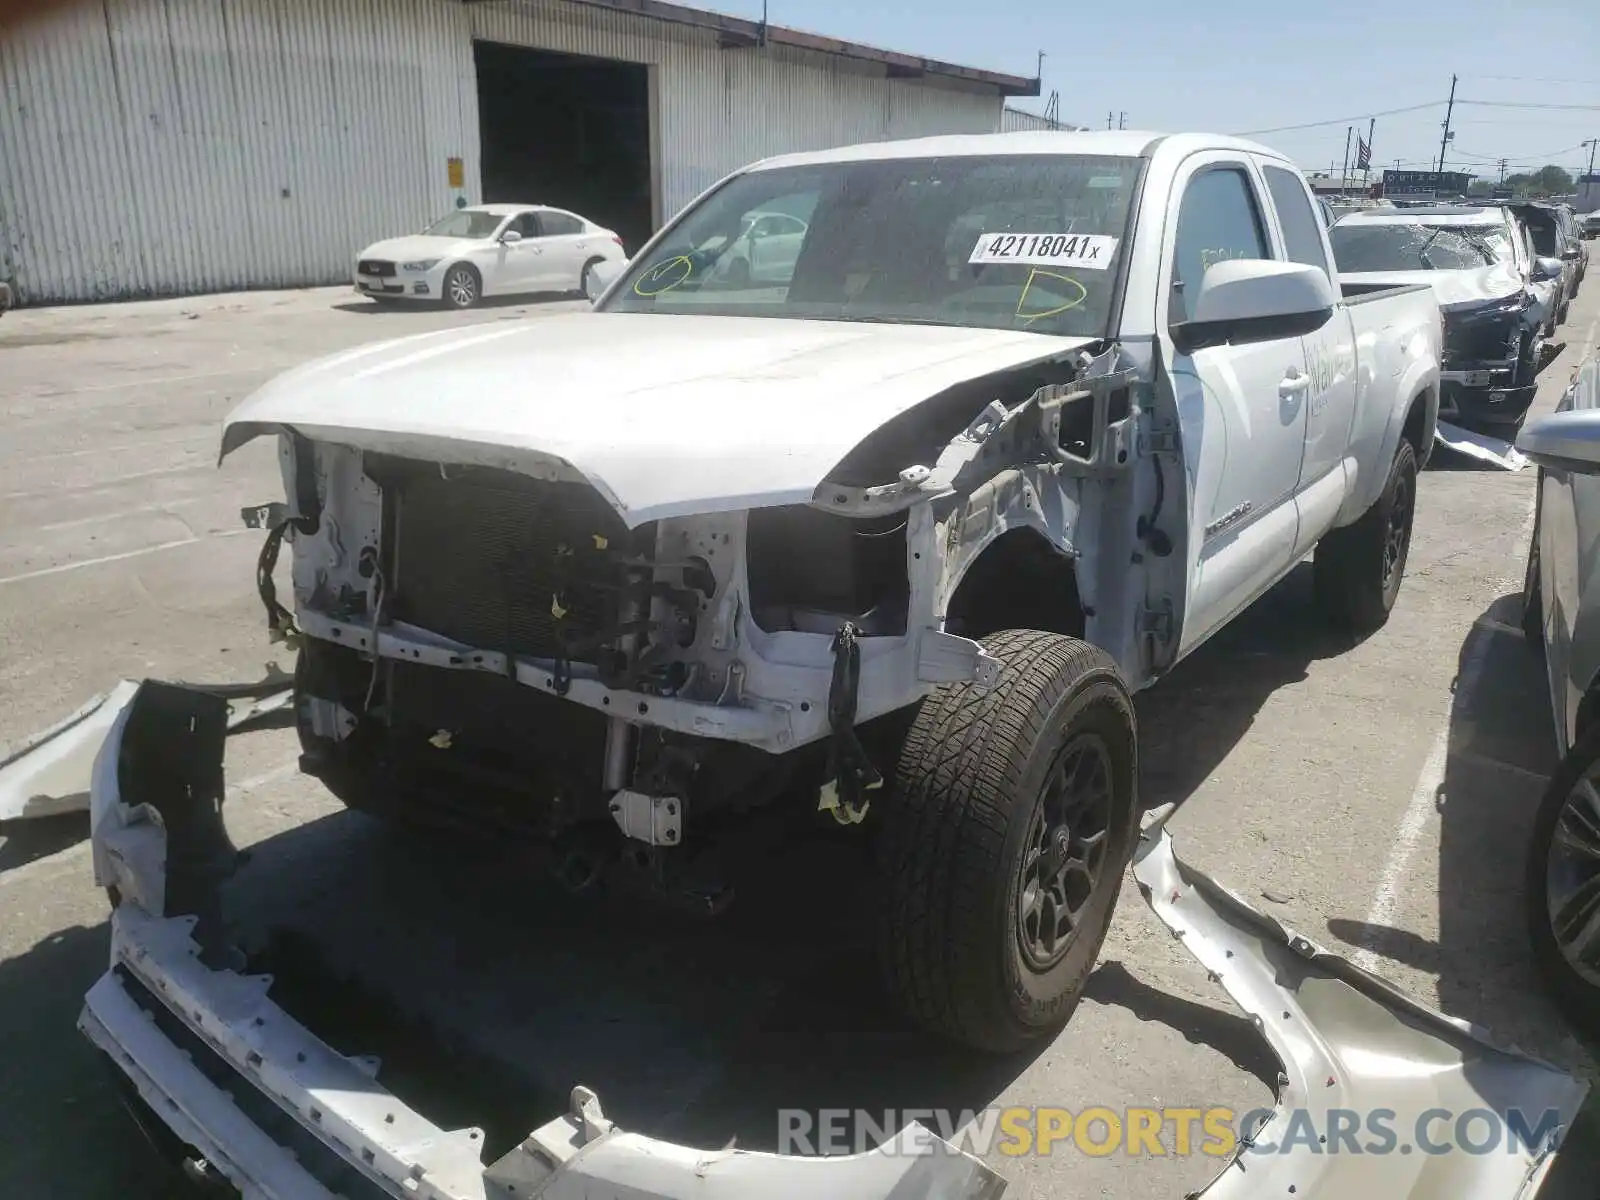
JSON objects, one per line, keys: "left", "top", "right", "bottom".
{"left": 2, "top": 279, "right": 1599, "bottom": 1198}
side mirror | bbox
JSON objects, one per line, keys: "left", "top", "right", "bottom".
{"left": 1169, "top": 260, "right": 1336, "bottom": 355}
{"left": 500, "top": 230, "right": 523, "bottom": 245}
{"left": 1562, "top": 247, "right": 1581, "bottom": 260}
{"left": 585, "top": 258, "right": 624, "bottom": 304}
{"left": 1532, "top": 257, "right": 1563, "bottom": 282}
{"left": 1517, "top": 409, "right": 1600, "bottom": 474}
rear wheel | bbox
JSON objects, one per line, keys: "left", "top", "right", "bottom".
{"left": 877, "top": 630, "right": 1138, "bottom": 1053}
{"left": 1313, "top": 438, "right": 1417, "bottom": 633}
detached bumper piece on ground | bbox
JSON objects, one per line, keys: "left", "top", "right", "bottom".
{"left": 79, "top": 682, "right": 1588, "bottom": 1199}
{"left": 0, "top": 671, "right": 292, "bottom": 822}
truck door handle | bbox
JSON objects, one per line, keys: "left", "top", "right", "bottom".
{"left": 1280, "top": 369, "right": 1312, "bottom": 396}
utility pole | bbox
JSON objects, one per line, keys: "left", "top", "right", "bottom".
{"left": 1118, "top": 111, "right": 1127, "bottom": 130}
{"left": 1437, "top": 73, "right": 1458, "bottom": 173}
{"left": 1362, "top": 117, "right": 1375, "bottom": 191}
{"left": 1586, "top": 138, "right": 1598, "bottom": 179}
{"left": 1498, "top": 158, "right": 1508, "bottom": 183}
{"left": 1107, "top": 111, "right": 1114, "bottom": 130}
{"left": 1341, "top": 126, "right": 1353, "bottom": 197}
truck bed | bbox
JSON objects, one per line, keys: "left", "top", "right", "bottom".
{"left": 1340, "top": 280, "right": 1435, "bottom": 303}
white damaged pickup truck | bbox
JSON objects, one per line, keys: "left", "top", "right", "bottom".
{"left": 82, "top": 132, "right": 1446, "bottom": 1197}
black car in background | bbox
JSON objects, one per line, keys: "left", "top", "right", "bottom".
{"left": 1331, "top": 205, "right": 1558, "bottom": 435}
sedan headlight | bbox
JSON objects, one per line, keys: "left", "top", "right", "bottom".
{"left": 401, "top": 258, "right": 441, "bottom": 272}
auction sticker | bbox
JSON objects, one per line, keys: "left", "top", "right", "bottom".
{"left": 970, "top": 233, "right": 1118, "bottom": 270}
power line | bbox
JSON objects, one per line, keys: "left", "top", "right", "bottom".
{"left": 1468, "top": 75, "right": 1599, "bottom": 86}
{"left": 1234, "top": 100, "right": 1444, "bottom": 136}
{"left": 1454, "top": 141, "right": 1593, "bottom": 164}
{"left": 1456, "top": 98, "right": 1600, "bottom": 112}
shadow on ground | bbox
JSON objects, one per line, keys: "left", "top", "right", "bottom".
{"left": 1324, "top": 593, "right": 1600, "bottom": 1196}
{"left": 1137, "top": 561, "right": 1359, "bottom": 814}
{"left": 0, "top": 813, "right": 87, "bottom": 875}
{"left": 0, "top": 921, "right": 181, "bottom": 1196}
{"left": 330, "top": 292, "right": 581, "bottom": 315}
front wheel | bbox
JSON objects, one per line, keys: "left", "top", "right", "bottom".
{"left": 1528, "top": 727, "right": 1600, "bottom": 1038}
{"left": 442, "top": 264, "right": 480, "bottom": 310}
{"left": 877, "top": 630, "right": 1138, "bottom": 1053}
{"left": 1313, "top": 438, "right": 1418, "bottom": 633}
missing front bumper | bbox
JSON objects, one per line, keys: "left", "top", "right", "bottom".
{"left": 82, "top": 685, "right": 1590, "bottom": 1200}
{"left": 80, "top": 906, "right": 1005, "bottom": 1200}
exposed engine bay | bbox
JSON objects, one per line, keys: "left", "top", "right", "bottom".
{"left": 254, "top": 341, "right": 1161, "bottom": 908}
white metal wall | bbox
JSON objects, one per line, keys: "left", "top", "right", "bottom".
{"left": 0, "top": 0, "right": 1008, "bottom": 303}
{"left": 1002, "top": 106, "right": 1073, "bottom": 133}
{"left": 0, "top": 0, "right": 479, "bottom": 303}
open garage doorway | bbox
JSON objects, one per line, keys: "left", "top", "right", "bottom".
{"left": 474, "top": 42, "right": 655, "bottom": 255}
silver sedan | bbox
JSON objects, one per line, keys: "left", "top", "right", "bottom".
{"left": 1518, "top": 350, "right": 1600, "bottom": 1029}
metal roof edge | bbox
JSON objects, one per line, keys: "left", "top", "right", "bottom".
{"left": 510, "top": 0, "right": 1040, "bottom": 95}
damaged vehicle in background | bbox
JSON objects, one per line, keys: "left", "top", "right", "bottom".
{"left": 81, "top": 130, "right": 1442, "bottom": 1198}
{"left": 1332, "top": 204, "right": 1555, "bottom": 436}
{"left": 1507, "top": 201, "right": 1582, "bottom": 326}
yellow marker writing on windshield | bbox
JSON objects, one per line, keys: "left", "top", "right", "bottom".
{"left": 633, "top": 255, "right": 694, "bottom": 297}
{"left": 1016, "top": 269, "right": 1088, "bottom": 323}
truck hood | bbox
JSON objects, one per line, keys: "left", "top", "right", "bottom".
{"left": 1340, "top": 263, "right": 1523, "bottom": 308}
{"left": 220, "top": 312, "right": 1091, "bottom": 525}
{"left": 357, "top": 234, "right": 484, "bottom": 263}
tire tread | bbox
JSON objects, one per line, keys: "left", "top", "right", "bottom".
{"left": 878, "top": 630, "right": 1134, "bottom": 1051}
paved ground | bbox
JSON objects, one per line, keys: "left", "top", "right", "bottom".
{"left": 2, "top": 280, "right": 1598, "bottom": 1198}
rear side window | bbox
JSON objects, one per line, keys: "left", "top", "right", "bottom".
{"left": 1263, "top": 165, "right": 1330, "bottom": 276}
{"left": 1170, "top": 166, "right": 1271, "bottom": 322}
{"left": 540, "top": 211, "right": 584, "bottom": 236}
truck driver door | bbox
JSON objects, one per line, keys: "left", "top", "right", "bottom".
{"left": 1160, "top": 157, "right": 1312, "bottom": 656}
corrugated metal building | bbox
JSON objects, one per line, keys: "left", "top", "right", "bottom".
{"left": 1000, "top": 106, "right": 1075, "bottom": 133}
{"left": 0, "top": 0, "right": 1037, "bottom": 304}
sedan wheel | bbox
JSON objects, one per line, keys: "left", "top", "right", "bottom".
{"left": 443, "top": 265, "right": 479, "bottom": 310}
{"left": 1528, "top": 728, "right": 1600, "bottom": 1036}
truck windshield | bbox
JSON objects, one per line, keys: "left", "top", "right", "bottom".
{"left": 1330, "top": 222, "right": 1503, "bottom": 272}
{"left": 600, "top": 155, "right": 1143, "bottom": 338}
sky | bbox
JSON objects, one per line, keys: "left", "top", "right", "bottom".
{"left": 713, "top": 0, "right": 1599, "bottom": 182}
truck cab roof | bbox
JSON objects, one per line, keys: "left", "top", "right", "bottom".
{"left": 746, "top": 130, "right": 1291, "bottom": 172}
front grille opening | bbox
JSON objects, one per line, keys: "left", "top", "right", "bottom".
{"left": 368, "top": 458, "right": 637, "bottom": 665}
{"left": 1443, "top": 320, "right": 1517, "bottom": 364}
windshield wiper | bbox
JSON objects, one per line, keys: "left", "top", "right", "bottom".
{"left": 1459, "top": 233, "right": 1497, "bottom": 265}
{"left": 1416, "top": 229, "right": 1441, "bottom": 270}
